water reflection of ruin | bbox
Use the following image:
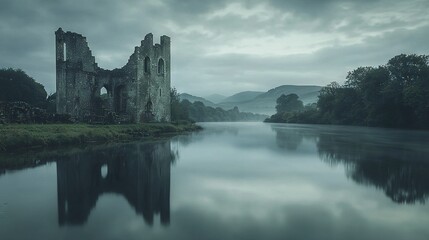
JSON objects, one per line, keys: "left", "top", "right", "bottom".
{"left": 56, "top": 141, "right": 174, "bottom": 226}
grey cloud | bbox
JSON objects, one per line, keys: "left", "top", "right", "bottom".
{"left": 163, "top": 0, "right": 228, "bottom": 14}
{"left": 0, "top": 0, "right": 428, "bottom": 96}
{"left": 269, "top": 0, "right": 341, "bottom": 16}
{"left": 174, "top": 23, "right": 429, "bottom": 96}
{"left": 159, "top": 203, "right": 418, "bottom": 240}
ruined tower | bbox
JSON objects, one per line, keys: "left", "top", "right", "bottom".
{"left": 55, "top": 28, "right": 171, "bottom": 123}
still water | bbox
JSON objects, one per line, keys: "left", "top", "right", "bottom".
{"left": 1, "top": 122, "right": 429, "bottom": 240}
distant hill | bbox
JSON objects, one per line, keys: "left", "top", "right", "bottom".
{"left": 218, "top": 85, "right": 322, "bottom": 115}
{"left": 257, "top": 85, "right": 321, "bottom": 101}
{"left": 220, "top": 91, "right": 264, "bottom": 103}
{"left": 179, "top": 93, "right": 216, "bottom": 107}
{"left": 205, "top": 94, "right": 226, "bottom": 103}
{"left": 180, "top": 85, "right": 322, "bottom": 115}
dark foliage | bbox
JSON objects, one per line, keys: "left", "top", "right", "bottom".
{"left": 0, "top": 68, "right": 47, "bottom": 108}
{"left": 266, "top": 54, "right": 429, "bottom": 129}
{"left": 265, "top": 93, "right": 306, "bottom": 123}
{"left": 170, "top": 88, "right": 189, "bottom": 122}
{"left": 275, "top": 93, "right": 304, "bottom": 113}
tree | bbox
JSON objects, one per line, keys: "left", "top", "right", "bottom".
{"left": 170, "top": 87, "right": 188, "bottom": 121}
{"left": 275, "top": 93, "right": 304, "bottom": 113}
{"left": 266, "top": 53, "right": 429, "bottom": 129}
{"left": 387, "top": 54, "right": 429, "bottom": 86}
{"left": 345, "top": 66, "right": 390, "bottom": 126}
{"left": 0, "top": 68, "right": 47, "bottom": 108}
{"left": 317, "top": 82, "right": 340, "bottom": 122}
{"left": 386, "top": 54, "right": 429, "bottom": 128}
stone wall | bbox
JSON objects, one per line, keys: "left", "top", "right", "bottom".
{"left": 0, "top": 101, "right": 73, "bottom": 124}
{"left": 55, "top": 28, "right": 171, "bottom": 123}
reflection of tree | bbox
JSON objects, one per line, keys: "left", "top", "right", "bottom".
{"left": 274, "top": 128, "right": 303, "bottom": 151}
{"left": 317, "top": 132, "right": 429, "bottom": 204}
{"left": 56, "top": 141, "right": 174, "bottom": 226}
{"left": 270, "top": 124, "right": 319, "bottom": 151}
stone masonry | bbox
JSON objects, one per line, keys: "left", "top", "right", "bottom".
{"left": 55, "top": 28, "right": 171, "bottom": 123}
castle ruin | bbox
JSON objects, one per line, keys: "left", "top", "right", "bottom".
{"left": 55, "top": 28, "right": 171, "bottom": 123}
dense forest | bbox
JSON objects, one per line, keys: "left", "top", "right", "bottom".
{"left": 265, "top": 54, "right": 429, "bottom": 129}
{"left": 171, "top": 88, "right": 267, "bottom": 122}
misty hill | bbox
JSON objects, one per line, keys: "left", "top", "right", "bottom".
{"left": 218, "top": 85, "right": 322, "bottom": 115}
{"left": 220, "top": 91, "right": 264, "bottom": 103}
{"left": 179, "top": 93, "right": 216, "bottom": 107}
{"left": 180, "top": 85, "right": 322, "bottom": 115}
{"left": 205, "top": 94, "right": 226, "bottom": 103}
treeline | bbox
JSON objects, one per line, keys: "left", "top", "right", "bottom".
{"left": 265, "top": 54, "right": 429, "bottom": 129}
{"left": 171, "top": 89, "right": 267, "bottom": 122}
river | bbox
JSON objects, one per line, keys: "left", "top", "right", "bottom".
{"left": 1, "top": 122, "right": 429, "bottom": 240}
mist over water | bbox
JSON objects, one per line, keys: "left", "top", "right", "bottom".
{"left": 1, "top": 122, "right": 429, "bottom": 240}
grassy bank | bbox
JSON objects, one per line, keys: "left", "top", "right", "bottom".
{"left": 0, "top": 123, "right": 202, "bottom": 152}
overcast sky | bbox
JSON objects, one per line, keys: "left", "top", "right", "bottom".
{"left": 1, "top": 0, "right": 428, "bottom": 97}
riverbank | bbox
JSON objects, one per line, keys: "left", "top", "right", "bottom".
{"left": 0, "top": 122, "right": 202, "bottom": 152}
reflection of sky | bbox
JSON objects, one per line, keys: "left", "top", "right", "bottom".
{"left": 171, "top": 122, "right": 429, "bottom": 239}
{"left": 1, "top": 122, "right": 429, "bottom": 239}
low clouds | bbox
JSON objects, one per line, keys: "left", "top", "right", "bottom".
{"left": 0, "top": 0, "right": 428, "bottom": 96}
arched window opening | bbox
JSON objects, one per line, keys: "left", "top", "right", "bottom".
{"left": 146, "top": 100, "right": 153, "bottom": 112}
{"left": 158, "top": 58, "right": 164, "bottom": 75}
{"left": 63, "top": 42, "right": 67, "bottom": 60}
{"left": 144, "top": 57, "right": 151, "bottom": 74}
{"left": 94, "top": 86, "right": 110, "bottom": 115}
{"left": 143, "top": 100, "right": 154, "bottom": 122}
{"left": 100, "top": 86, "right": 108, "bottom": 96}
{"left": 159, "top": 89, "right": 162, "bottom": 97}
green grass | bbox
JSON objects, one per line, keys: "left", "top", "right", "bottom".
{"left": 0, "top": 123, "right": 202, "bottom": 152}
